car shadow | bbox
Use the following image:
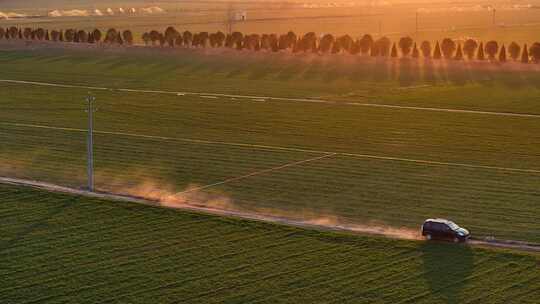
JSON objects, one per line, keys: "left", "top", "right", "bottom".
{"left": 420, "top": 242, "right": 474, "bottom": 304}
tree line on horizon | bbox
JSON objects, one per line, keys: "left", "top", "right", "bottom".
{"left": 0, "top": 26, "right": 133, "bottom": 45}
{"left": 1, "top": 25, "right": 540, "bottom": 63}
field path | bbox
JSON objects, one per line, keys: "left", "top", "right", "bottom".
{"left": 1, "top": 176, "right": 539, "bottom": 253}
{"left": 1, "top": 79, "right": 540, "bottom": 118}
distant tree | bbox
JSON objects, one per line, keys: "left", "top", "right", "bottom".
{"left": 164, "top": 27, "right": 178, "bottom": 39}
{"left": 298, "top": 32, "right": 317, "bottom": 52}
{"left": 215, "top": 31, "right": 225, "bottom": 47}
{"left": 23, "top": 28, "right": 32, "bottom": 40}
{"left": 260, "top": 34, "right": 271, "bottom": 50}
{"left": 209, "top": 33, "right": 217, "bottom": 47}
{"left": 88, "top": 32, "right": 95, "bottom": 43}
{"left": 277, "top": 34, "right": 287, "bottom": 50}
{"left": 295, "top": 36, "right": 306, "bottom": 53}
{"left": 142, "top": 32, "right": 150, "bottom": 45}
{"left": 122, "top": 30, "right": 133, "bottom": 45}
{"left": 77, "top": 30, "right": 88, "bottom": 43}
{"left": 349, "top": 39, "right": 361, "bottom": 55}
{"left": 45, "top": 30, "right": 50, "bottom": 41}
{"left": 411, "top": 43, "right": 419, "bottom": 58}
{"left": 209, "top": 32, "right": 222, "bottom": 48}
{"left": 390, "top": 43, "right": 398, "bottom": 57}
{"left": 420, "top": 41, "right": 431, "bottom": 58}
{"left": 290, "top": 37, "right": 299, "bottom": 53}
{"left": 105, "top": 28, "right": 118, "bottom": 43}
{"left": 286, "top": 31, "right": 297, "bottom": 50}
{"left": 308, "top": 32, "right": 319, "bottom": 52}
{"left": 254, "top": 34, "right": 262, "bottom": 51}
{"left": 337, "top": 35, "right": 353, "bottom": 53}
{"left": 530, "top": 42, "right": 540, "bottom": 63}
{"left": 331, "top": 39, "right": 341, "bottom": 54}
{"left": 508, "top": 42, "right": 520, "bottom": 61}
{"left": 198, "top": 32, "right": 210, "bottom": 47}
{"left": 92, "top": 29, "right": 102, "bottom": 43}
{"left": 116, "top": 34, "right": 123, "bottom": 45}
{"left": 74, "top": 30, "right": 80, "bottom": 43}
{"left": 59, "top": 30, "right": 64, "bottom": 42}
{"left": 150, "top": 30, "right": 161, "bottom": 46}
{"left": 441, "top": 38, "right": 456, "bottom": 59}
{"left": 463, "top": 39, "right": 478, "bottom": 60}
{"left": 175, "top": 35, "right": 183, "bottom": 47}
{"left": 398, "top": 36, "right": 414, "bottom": 56}
{"left": 359, "top": 34, "right": 373, "bottom": 55}
{"left": 183, "top": 31, "right": 193, "bottom": 47}
{"left": 31, "top": 30, "right": 36, "bottom": 40}
{"left": 269, "top": 34, "right": 279, "bottom": 52}
{"left": 319, "top": 34, "right": 334, "bottom": 53}
{"left": 499, "top": 44, "right": 507, "bottom": 62}
{"left": 244, "top": 34, "right": 261, "bottom": 51}
{"left": 375, "top": 37, "right": 391, "bottom": 57}
{"left": 454, "top": 44, "right": 464, "bottom": 60}
{"left": 370, "top": 43, "right": 378, "bottom": 56}
{"left": 477, "top": 42, "right": 485, "bottom": 60}
{"left": 192, "top": 33, "right": 201, "bottom": 47}
{"left": 50, "top": 30, "right": 60, "bottom": 41}
{"left": 242, "top": 35, "right": 251, "bottom": 51}
{"left": 225, "top": 34, "right": 233, "bottom": 48}
{"left": 231, "top": 32, "right": 243, "bottom": 50}
{"left": 0, "top": 27, "right": 5, "bottom": 39}
{"left": 485, "top": 40, "right": 499, "bottom": 60}
{"left": 164, "top": 26, "right": 179, "bottom": 47}
{"left": 348, "top": 37, "right": 360, "bottom": 55}
{"left": 64, "top": 29, "right": 75, "bottom": 42}
{"left": 521, "top": 44, "right": 529, "bottom": 63}
{"left": 9, "top": 26, "right": 18, "bottom": 38}
{"left": 18, "top": 28, "right": 22, "bottom": 39}
{"left": 158, "top": 33, "right": 166, "bottom": 47}
{"left": 433, "top": 41, "right": 442, "bottom": 59}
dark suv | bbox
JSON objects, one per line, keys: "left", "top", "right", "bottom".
{"left": 421, "top": 219, "right": 470, "bottom": 243}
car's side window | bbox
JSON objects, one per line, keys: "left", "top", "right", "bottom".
{"left": 424, "top": 222, "right": 432, "bottom": 229}
{"left": 432, "top": 223, "right": 442, "bottom": 231}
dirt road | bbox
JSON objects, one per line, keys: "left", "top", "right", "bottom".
{"left": 1, "top": 176, "right": 539, "bottom": 253}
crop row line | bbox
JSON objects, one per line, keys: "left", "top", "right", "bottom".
{"left": 3, "top": 224, "right": 277, "bottom": 296}
{"left": 1, "top": 79, "right": 540, "bottom": 118}
{"left": 2, "top": 121, "right": 540, "bottom": 174}
{"left": 24, "top": 232, "right": 312, "bottom": 304}
{"left": 132, "top": 245, "right": 390, "bottom": 304}
{"left": 101, "top": 239, "right": 354, "bottom": 303}
{"left": 329, "top": 256, "right": 497, "bottom": 304}
{"left": 248, "top": 251, "right": 422, "bottom": 304}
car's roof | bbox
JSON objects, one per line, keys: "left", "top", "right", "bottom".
{"left": 424, "top": 218, "right": 454, "bottom": 225}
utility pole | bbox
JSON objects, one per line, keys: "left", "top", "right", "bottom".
{"left": 86, "top": 95, "right": 95, "bottom": 192}
{"left": 415, "top": 11, "right": 419, "bottom": 35}
{"left": 492, "top": 8, "right": 496, "bottom": 26}
{"left": 226, "top": 2, "right": 233, "bottom": 34}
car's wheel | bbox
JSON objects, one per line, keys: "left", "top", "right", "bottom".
{"left": 426, "top": 234, "right": 432, "bottom": 240}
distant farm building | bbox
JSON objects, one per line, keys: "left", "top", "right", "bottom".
{"left": 234, "top": 11, "right": 247, "bottom": 21}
